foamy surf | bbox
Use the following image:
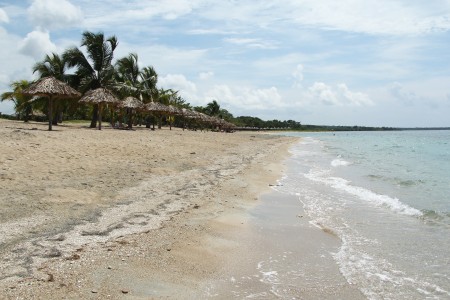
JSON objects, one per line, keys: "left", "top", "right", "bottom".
{"left": 331, "top": 157, "right": 351, "bottom": 167}
{"left": 305, "top": 170, "right": 423, "bottom": 217}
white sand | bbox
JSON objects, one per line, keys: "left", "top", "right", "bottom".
{"left": 0, "top": 119, "right": 297, "bottom": 299}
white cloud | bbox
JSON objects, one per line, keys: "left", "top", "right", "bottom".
{"left": 308, "top": 82, "right": 340, "bottom": 106}
{"left": 159, "top": 74, "right": 198, "bottom": 100}
{"left": 122, "top": 1, "right": 197, "bottom": 20}
{"left": 224, "top": 37, "right": 277, "bottom": 49}
{"left": 117, "top": 43, "right": 209, "bottom": 75}
{"left": 386, "top": 81, "right": 450, "bottom": 109}
{"left": 199, "top": 71, "right": 214, "bottom": 80}
{"left": 337, "top": 83, "right": 374, "bottom": 106}
{"left": 307, "top": 82, "right": 373, "bottom": 106}
{"left": 285, "top": 0, "right": 450, "bottom": 36}
{"left": 28, "top": 0, "right": 83, "bottom": 30}
{"left": 0, "top": 27, "right": 34, "bottom": 78}
{"left": 81, "top": 0, "right": 201, "bottom": 28}
{"left": 19, "top": 30, "right": 56, "bottom": 60}
{"left": 0, "top": 8, "right": 9, "bottom": 23}
{"left": 292, "top": 64, "right": 304, "bottom": 87}
{"left": 389, "top": 82, "right": 422, "bottom": 106}
{"left": 205, "top": 85, "right": 283, "bottom": 111}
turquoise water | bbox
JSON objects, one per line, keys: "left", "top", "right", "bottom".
{"left": 276, "top": 130, "right": 450, "bottom": 299}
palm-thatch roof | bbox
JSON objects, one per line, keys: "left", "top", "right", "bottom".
{"left": 119, "top": 96, "right": 144, "bottom": 109}
{"left": 22, "top": 77, "right": 81, "bottom": 99}
{"left": 145, "top": 101, "right": 170, "bottom": 113}
{"left": 167, "top": 105, "right": 182, "bottom": 115}
{"left": 79, "top": 88, "right": 119, "bottom": 105}
{"left": 181, "top": 108, "right": 197, "bottom": 117}
{"left": 21, "top": 76, "right": 81, "bottom": 131}
{"left": 79, "top": 88, "right": 119, "bottom": 130}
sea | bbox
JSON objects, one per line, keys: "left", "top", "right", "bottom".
{"left": 273, "top": 130, "right": 450, "bottom": 299}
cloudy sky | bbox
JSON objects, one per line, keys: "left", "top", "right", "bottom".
{"left": 1, "top": 0, "right": 449, "bottom": 127}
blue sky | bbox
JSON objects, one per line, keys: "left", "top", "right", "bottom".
{"left": 0, "top": 0, "right": 449, "bottom": 127}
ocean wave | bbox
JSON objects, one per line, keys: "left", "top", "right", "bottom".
{"left": 331, "top": 158, "right": 351, "bottom": 167}
{"left": 420, "top": 209, "right": 450, "bottom": 227}
{"left": 334, "top": 235, "right": 450, "bottom": 299}
{"left": 305, "top": 171, "right": 423, "bottom": 217}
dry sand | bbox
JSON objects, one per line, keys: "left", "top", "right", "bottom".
{"left": 0, "top": 119, "right": 297, "bottom": 299}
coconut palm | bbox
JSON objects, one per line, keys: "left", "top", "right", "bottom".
{"left": 63, "top": 31, "right": 118, "bottom": 128}
{"left": 205, "top": 100, "right": 220, "bottom": 116}
{"left": 114, "top": 53, "right": 140, "bottom": 97}
{"left": 1, "top": 80, "right": 33, "bottom": 122}
{"left": 114, "top": 54, "right": 158, "bottom": 101}
{"left": 114, "top": 53, "right": 159, "bottom": 127}
{"left": 32, "top": 53, "right": 68, "bottom": 81}
{"left": 139, "top": 66, "right": 158, "bottom": 102}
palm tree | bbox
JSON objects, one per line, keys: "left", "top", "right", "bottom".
{"left": 114, "top": 53, "right": 159, "bottom": 127}
{"left": 114, "top": 53, "right": 140, "bottom": 97}
{"left": 1, "top": 80, "right": 33, "bottom": 122}
{"left": 33, "top": 53, "right": 68, "bottom": 81}
{"left": 139, "top": 66, "right": 158, "bottom": 102}
{"left": 205, "top": 100, "right": 220, "bottom": 116}
{"left": 63, "top": 31, "right": 118, "bottom": 128}
{"left": 114, "top": 54, "right": 159, "bottom": 102}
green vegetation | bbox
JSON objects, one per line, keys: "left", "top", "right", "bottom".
{"left": 0, "top": 30, "right": 402, "bottom": 132}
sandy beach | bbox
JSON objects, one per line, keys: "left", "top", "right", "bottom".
{"left": 0, "top": 119, "right": 298, "bottom": 299}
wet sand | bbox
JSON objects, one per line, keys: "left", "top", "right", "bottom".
{"left": 202, "top": 191, "right": 365, "bottom": 299}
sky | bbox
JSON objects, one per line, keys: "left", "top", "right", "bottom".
{"left": 0, "top": 0, "right": 450, "bottom": 127}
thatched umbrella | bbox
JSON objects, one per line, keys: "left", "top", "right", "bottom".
{"left": 118, "top": 96, "right": 144, "bottom": 129}
{"left": 145, "top": 101, "right": 169, "bottom": 114}
{"left": 21, "top": 76, "right": 81, "bottom": 131}
{"left": 144, "top": 102, "right": 169, "bottom": 130}
{"left": 79, "top": 88, "right": 119, "bottom": 130}
{"left": 167, "top": 105, "right": 181, "bottom": 116}
{"left": 166, "top": 105, "right": 182, "bottom": 130}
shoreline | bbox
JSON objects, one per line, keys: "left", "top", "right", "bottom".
{"left": 201, "top": 190, "right": 364, "bottom": 299}
{"left": 0, "top": 119, "right": 297, "bottom": 298}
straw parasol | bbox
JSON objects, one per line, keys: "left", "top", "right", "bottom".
{"left": 144, "top": 101, "right": 170, "bottom": 130}
{"left": 145, "top": 101, "right": 169, "bottom": 114}
{"left": 21, "top": 76, "right": 81, "bottom": 131}
{"left": 119, "top": 96, "right": 144, "bottom": 110}
{"left": 79, "top": 88, "right": 119, "bottom": 130}
{"left": 165, "top": 105, "right": 182, "bottom": 130}
{"left": 118, "top": 96, "right": 144, "bottom": 129}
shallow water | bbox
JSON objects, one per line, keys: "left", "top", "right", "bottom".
{"left": 204, "top": 192, "right": 364, "bottom": 299}
{"left": 276, "top": 130, "right": 450, "bottom": 299}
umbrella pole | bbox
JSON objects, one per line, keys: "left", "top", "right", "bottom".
{"left": 110, "top": 107, "right": 115, "bottom": 128}
{"left": 128, "top": 108, "right": 133, "bottom": 129}
{"left": 98, "top": 103, "right": 103, "bottom": 130}
{"left": 48, "top": 96, "right": 53, "bottom": 131}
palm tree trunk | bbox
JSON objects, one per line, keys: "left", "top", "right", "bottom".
{"left": 110, "top": 107, "right": 115, "bottom": 128}
{"left": 52, "top": 109, "right": 58, "bottom": 125}
{"left": 128, "top": 108, "right": 133, "bottom": 129}
{"left": 48, "top": 97, "right": 53, "bottom": 131}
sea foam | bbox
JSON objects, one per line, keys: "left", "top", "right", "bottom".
{"left": 331, "top": 158, "right": 351, "bottom": 167}
{"left": 305, "top": 171, "right": 423, "bottom": 217}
